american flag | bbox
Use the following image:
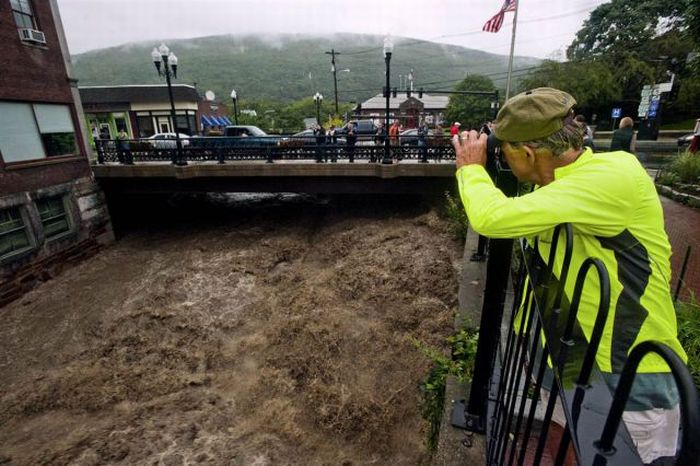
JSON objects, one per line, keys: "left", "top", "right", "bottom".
{"left": 482, "top": 0, "right": 517, "bottom": 33}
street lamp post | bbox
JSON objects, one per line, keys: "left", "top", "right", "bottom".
{"left": 151, "top": 43, "right": 185, "bottom": 166}
{"left": 313, "top": 92, "right": 323, "bottom": 125}
{"left": 230, "top": 89, "right": 239, "bottom": 125}
{"left": 382, "top": 36, "right": 394, "bottom": 165}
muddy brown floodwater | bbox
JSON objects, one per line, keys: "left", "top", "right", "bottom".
{"left": 0, "top": 193, "right": 462, "bottom": 465}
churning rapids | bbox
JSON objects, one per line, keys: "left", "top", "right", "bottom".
{"left": 0, "top": 193, "right": 462, "bottom": 465}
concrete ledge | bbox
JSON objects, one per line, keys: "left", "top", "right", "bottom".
{"left": 91, "top": 161, "right": 457, "bottom": 179}
{"left": 592, "top": 139, "right": 679, "bottom": 153}
{"left": 433, "top": 226, "right": 487, "bottom": 465}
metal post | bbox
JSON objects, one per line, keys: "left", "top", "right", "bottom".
{"left": 464, "top": 168, "right": 519, "bottom": 432}
{"left": 382, "top": 52, "right": 392, "bottom": 164}
{"left": 316, "top": 99, "right": 321, "bottom": 125}
{"left": 504, "top": 0, "right": 520, "bottom": 100}
{"left": 674, "top": 245, "right": 692, "bottom": 302}
{"left": 233, "top": 98, "right": 239, "bottom": 125}
{"left": 325, "top": 49, "right": 340, "bottom": 115}
{"left": 163, "top": 57, "right": 185, "bottom": 166}
{"left": 332, "top": 50, "right": 338, "bottom": 115}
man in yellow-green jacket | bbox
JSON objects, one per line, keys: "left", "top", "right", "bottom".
{"left": 453, "top": 87, "right": 686, "bottom": 464}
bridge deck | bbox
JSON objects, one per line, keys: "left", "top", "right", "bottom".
{"left": 93, "top": 161, "right": 458, "bottom": 194}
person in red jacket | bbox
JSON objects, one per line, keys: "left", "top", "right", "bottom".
{"left": 450, "top": 121, "right": 461, "bottom": 136}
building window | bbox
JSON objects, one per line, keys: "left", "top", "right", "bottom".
{"left": 36, "top": 197, "right": 71, "bottom": 239}
{"left": 0, "top": 102, "right": 78, "bottom": 163}
{"left": 114, "top": 116, "right": 128, "bottom": 133}
{"left": 0, "top": 207, "right": 31, "bottom": 258}
{"left": 10, "top": 0, "right": 35, "bottom": 29}
{"left": 34, "top": 104, "right": 78, "bottom": 156}
{"left": 136, "top": 115, "right": 155, "bottom": 137}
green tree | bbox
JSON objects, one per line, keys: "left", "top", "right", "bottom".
{"left": 518, "top": 60, "right": 620, "bottom": 113}
{"left": 444, "top": 75, "right": 497, "bottom": 129}
{"left": 567, "top": 0, "right": 687, "bottom": 60}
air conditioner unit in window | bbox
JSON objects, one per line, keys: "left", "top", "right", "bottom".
{"left": 18, "top": 28, "right": 46, "bottom": 45}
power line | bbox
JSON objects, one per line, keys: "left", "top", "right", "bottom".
{"left": 341, "top": 4, "right": 600, "bottom": 57}
{"left": 337, "top": 64, "right": 542, "bottom": 96}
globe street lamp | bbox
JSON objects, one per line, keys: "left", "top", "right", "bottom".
{"left": 151, "top": 43, "right": 185, "bottom": 165}
{"left": 230, "top": 89, "right": 239, "bottom": 125}
{"left": 313, "top": 92, "right": 323, "bottom": 125}
{"left": 382, "top": 35, "right": 394, "bottom": 164}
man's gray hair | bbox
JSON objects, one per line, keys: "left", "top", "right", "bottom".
{"left": 511, "top": 114, "right": 585, "bottom": 157}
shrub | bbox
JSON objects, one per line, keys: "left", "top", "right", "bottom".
{"left": 443, "top": 191, "right": 469, "bottom": 241}
{"left": 669, "top": 152, "right": 700, "bottom": 184}
{"left": 413, "top": 327, "right": 479, "bottom": 451}
{"left": 656, "top": 170, "right": 679, "bottom": 187}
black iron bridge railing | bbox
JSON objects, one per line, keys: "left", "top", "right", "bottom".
{"left": 93, "top": 135, "right": 457, "bottom": 165}
{"left": 456, "top": 163, "right": 700, "bottom": 465}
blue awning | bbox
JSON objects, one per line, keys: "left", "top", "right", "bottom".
{"left": 222, "top": 116, "right": 232, "bottom": 125}
{"left": 201, "top": 115, "right": 213, "bottom": 126}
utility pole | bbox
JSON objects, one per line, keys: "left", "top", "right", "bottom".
{"left": 325, "top": 49, "right": 340, "bottom": 115}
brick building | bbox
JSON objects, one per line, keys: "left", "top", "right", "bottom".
{"left": 0, "top": 0, "right": 113, "bottom": 306}
{"left": 358, "top": 93, "right": 449, "bottom": 128}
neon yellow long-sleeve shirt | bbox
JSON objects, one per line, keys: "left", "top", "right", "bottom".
{"left": 456, "top": 148, "right": 686, "bottom": 374}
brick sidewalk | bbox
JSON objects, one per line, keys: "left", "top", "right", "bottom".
{"left": 662, "top": 196, "right": 700, "bottom": 301}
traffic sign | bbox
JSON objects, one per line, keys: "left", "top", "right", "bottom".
{"left": 611, "top": 108, "right": 622, "bottom": 119}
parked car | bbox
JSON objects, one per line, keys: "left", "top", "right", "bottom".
{"left": 335, "top": 119, "right": 377, "bottom": 136}
{"left": 146, "top": 132, "right": 191, "bottom": 149}
{"left": 679, "top": 118, "right": 700, "bottom": 147}
{"left": 222, "top": 125, "right": 280, "bottom": 146}
{"left": 399, "top": 128, "right": 434, "bottom": 146}
{"left": 678, "top": 133, "right": 694, "bottom": 147}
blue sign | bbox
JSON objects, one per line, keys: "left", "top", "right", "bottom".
{"left": 649, "top": 100, "right": 659, "bottom": 112}
{"left": 611, "top": 107, "right": 622, "bottom": 119}
{"left": 648, "top": 108, "right": 658, "bottom": 118}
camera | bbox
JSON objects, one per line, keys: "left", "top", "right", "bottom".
{"left": 486, "top": 132, "right": 508, "bottom": 173}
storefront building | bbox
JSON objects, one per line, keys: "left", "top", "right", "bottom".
{"left": 79, "top": 84, "right": 200, "bottom": 138}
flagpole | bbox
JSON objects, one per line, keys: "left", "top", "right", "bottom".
{"left": 504, "top": 0, "right": 520, "bottom": 100}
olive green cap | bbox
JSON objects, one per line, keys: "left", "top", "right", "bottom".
{"left": 494, "top": 87, "right": 576, "bottom": 142}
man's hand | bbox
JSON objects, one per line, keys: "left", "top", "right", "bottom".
{"left": 453, "top": 130, "right": 487, "bottom": 169}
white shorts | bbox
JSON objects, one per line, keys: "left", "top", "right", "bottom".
{"left": 540, "top": 389, "right": 679, "bottom": 464}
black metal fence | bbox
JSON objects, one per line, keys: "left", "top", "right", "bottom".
{"left": 93, "top": 135, "right": 457, "bottom": 165}
{"left": 456, "top": 154, "right": 700, "bottom": 464}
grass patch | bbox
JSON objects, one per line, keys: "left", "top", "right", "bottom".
{"left": 676, "top": 296, "right": 700, "bottom": 388}
{"left": 661, "top": 119, "right": 697, "bottom": 131}
{"left": 413, "top": 327, "right": 479, "bottom": 451}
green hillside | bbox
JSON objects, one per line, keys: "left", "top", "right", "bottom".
{"left": 72, "top": 33, "right": 540, "bottom": 103}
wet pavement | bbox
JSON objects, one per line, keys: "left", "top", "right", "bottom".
{"left": 662, "top": 195, "right": 700, "bottom": 301}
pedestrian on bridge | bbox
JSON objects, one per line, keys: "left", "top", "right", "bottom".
{"left": 453, "top": 87, "right": 686, "bottom": 465}
{"left": 314, "top": 124, "right": 326, "bottom": 163}
{"left": 450, "top": 121, "right": 461, "bottom": 137}
{"left": 417, "top": 120, "right": 428, "bottom": 163}
{"left": 346, "top": 122, "right": 357, "bottom": 163}
{"left": 116, "top": 127, "right": 133, "bottom": 165}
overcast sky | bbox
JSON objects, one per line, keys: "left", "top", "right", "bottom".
{"left": 56, "top": 0, "right": 608, "bottom": 59}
